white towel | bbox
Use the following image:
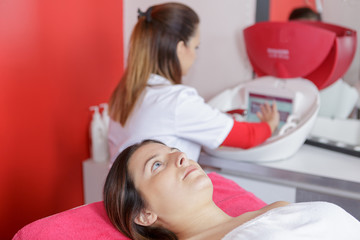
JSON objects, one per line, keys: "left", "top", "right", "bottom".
{"left": 222, "top": 202, "right": 360, "bottom": 240}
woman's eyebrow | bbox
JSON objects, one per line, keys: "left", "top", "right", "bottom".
{"left": 143, "top": 154, "right": 158, "bottom": 173}
{"left": 142, "top": 147, "right": 179, "bottom": 173}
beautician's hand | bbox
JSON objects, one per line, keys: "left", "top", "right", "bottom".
{"left": 256, "top": 102, "right": 280, "bottom": 133}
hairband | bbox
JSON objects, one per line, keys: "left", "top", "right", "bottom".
{"left": 137, "top": 7, "right": 153, "bottom": 22}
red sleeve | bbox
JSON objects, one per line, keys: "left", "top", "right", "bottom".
{"left": 221, "top": 120, "right": 272, "bottom": 149}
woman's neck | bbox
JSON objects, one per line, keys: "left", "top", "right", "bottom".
{"left": 175, "top": 201, "right": 290, "bottom": 240}
{"left": 173, "top": 201, "right": 234, "bottom": 240}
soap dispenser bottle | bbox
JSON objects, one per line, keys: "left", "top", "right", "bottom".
{"left": 99, "top": 103, "right": 110, "bottom": 131}
{"left": 89, "top": 105, "right": 109, "bottom": 162}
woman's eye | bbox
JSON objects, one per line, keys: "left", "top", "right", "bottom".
{"left": 151, "top": 161, "right": 162, "bottom": 172}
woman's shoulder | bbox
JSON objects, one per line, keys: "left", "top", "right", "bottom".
{"left": 260, "top": 201, "right": 289, "bottom": 211}
{"left": 146, "top": 76, "right": 200, "bottom": 101}
{"left": 148, "top": 74, "right": 197, "bottom": 92}
{"left": 232, "top": 201, "right": 289, "bottom": 225}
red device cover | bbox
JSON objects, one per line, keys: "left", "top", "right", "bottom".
{"left": 243, "top": 21, "right": 357, "bottom": 90}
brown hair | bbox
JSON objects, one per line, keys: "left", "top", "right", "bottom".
{"left": 103, "top": 139, "right": 178, "bottom": 240}
{"left": 109, "top": 3, "right": 199, "bottom": 126}
{"left": 289, "top": 7, "right": 321, "bottom": 21}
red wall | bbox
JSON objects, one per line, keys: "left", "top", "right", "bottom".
{"left": 269, "top": 0, "right": 318, "bottom": 21}
{"left": 0, "top": 1, "right": 123, "bottom": 239}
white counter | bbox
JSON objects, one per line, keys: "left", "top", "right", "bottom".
{"left": 199, "top": 144, "right": 360, "bottom": 220}
{"left": 260, "top": 144, "right": 360, "bottom": 183}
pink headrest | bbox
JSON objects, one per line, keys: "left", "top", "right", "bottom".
{"left": 13, "top": 172, "right": 266, "bottom": 239}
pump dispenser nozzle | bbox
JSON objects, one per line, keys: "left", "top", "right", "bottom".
{"left": 99, "top": 103, "right": 110, "bottom": 131}
{"left": 89, "top": 105, "right": 109, "bottom": 162}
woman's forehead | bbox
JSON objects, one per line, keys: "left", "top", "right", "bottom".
{"left": 129, "top": 142, "right": 167, "bottom": 166}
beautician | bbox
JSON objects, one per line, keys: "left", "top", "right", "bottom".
{"left": 108, "top": 2, "right": 279, "bottom": 162}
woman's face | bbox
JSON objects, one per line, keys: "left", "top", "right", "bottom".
{"left": 177, "top": 26, "right": 200, "bottom": 76}
{"left": 128, "top": 142, "right": 212, "bottom": 225}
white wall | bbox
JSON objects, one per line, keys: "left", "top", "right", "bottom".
{"left": 322, "top": 1, "right": 360, "bottom": 87}
{"left": 124, "top": 0, "right": 256, "bottom": 100}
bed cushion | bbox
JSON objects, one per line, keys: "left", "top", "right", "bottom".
{"left": 210, "top": 172, "right": 266, "bottom": 217}
{"left": 12, "top": 172, "right": 266, "bottom": 240}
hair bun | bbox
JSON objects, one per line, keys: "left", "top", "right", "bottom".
{"left": 137, "top": 7, "right": 153, "bottom": 22}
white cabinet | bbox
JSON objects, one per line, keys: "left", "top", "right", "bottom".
{"left": 82, "top": 159, "right": 109, "bottom": 204}
{"left": 213, "top": 172, "right": 296, "bottom": 204}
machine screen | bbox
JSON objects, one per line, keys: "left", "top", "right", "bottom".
{"left": 247, "top": 92, "right": 293, "bottom": 130}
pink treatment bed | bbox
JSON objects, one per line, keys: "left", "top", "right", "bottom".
{"left": 13, "top": 172, "right": 266, "bottom": 240}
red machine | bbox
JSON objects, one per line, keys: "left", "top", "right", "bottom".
{"left": 243, "top": 21, "right": 357, "bottom": 90}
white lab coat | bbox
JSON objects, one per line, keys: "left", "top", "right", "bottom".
{"left": 108, "top": 74, "right": 233, "bottom": 162}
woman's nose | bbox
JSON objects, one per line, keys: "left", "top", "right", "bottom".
{"left": 173, "top": 152, "right": 187, "bottom": 167}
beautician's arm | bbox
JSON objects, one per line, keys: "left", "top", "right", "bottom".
{"left": 221, "top": 102, "right": 279, "bottom": 149}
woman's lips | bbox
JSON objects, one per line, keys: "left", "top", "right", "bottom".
{"left": 183, "top": 165, "right": 198, "bottom": 179}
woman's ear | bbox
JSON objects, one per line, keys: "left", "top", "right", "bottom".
{"left": 134, "top": 209, "right": 158, "bottom": 226}
{"left": 177, "top": 40, "right": 186, "bottom": 58}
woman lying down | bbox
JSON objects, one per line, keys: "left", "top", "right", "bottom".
{"left": 103, "top": 139, "right": 360, "bottom": 240}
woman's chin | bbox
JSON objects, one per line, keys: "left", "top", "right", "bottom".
{"left": 189, "top": 172, "right": 213, "bottom": 192}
